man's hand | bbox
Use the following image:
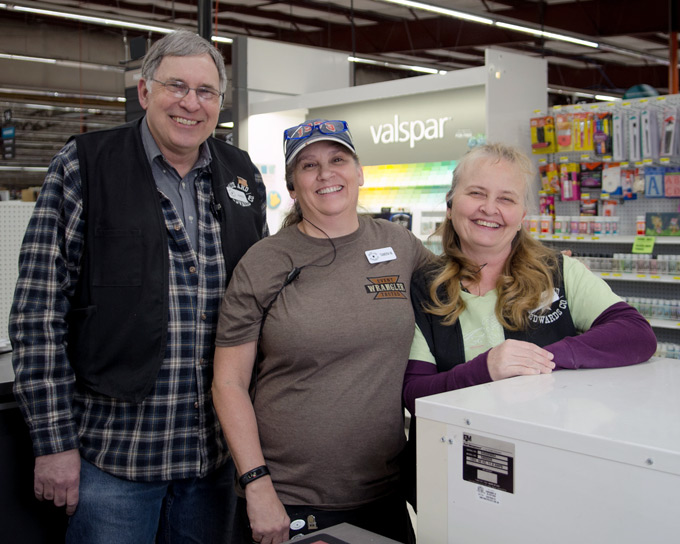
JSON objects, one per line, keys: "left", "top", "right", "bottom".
{"left": 34, "top": 449, "right": 81, "bottom": 515}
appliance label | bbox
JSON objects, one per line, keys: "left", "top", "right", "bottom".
{"left": 462, "top": 433, "right": 514, "bottom": 494}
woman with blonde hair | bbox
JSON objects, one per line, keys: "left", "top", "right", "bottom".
{"left": 404, "top": 143, "right": 656, "bottom": 415}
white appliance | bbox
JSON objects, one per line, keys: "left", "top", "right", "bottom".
{"left": 416, "top": 358, "right": 680, "bottom": 543}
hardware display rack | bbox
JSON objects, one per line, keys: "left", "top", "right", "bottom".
{"left": 530, "top": 94, "right": 680, "bottom": 352}
{"left": 0, "top": 201, "right": 34, "bottom": 343}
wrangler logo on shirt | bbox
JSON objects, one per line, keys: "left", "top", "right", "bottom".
{"left": 365, "top": 275, "right": 407, "bottom": 299}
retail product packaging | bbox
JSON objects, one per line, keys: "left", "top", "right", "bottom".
{"left": 580, "top": 162, "right": 603, "bottom": 189}
{"left": 641, "top": 107, "right": 660, "bottom": 160}
{"left": 539, "top": 162, "right": 560, "bottom": 194}
{"left": 661, "top": 106, "right": 679, "bottom": 157}
{"left": 633, "top": 167, "right": 646, "bottom": 194}
{"left": 621, "top": 167, "right": 637, "bottom": 200}
{"left": 21, "top": 187, "right": 41, "bottom": 201}
{"left": 601, "top": 198, "right": 619, "bottom": 217}
{"left": 665, "top": 171, "right": 680, "bottom": 197}
{"left": 612, "top": 112, "right": 625, "bottom": 161}
{"left": 593, "top": 112, "right": 613, "bottom": 156}
{"left": 601, "top": 163, "right": 622, "bottom": 195}
{"left": 579, "top": 193, "right": 598, "bottom": 216}
{"left": 556, "top": 113, "right": 573, "bottom": 152}
{"left": 645, "top": 212, "right": 680, "bottom": 236}
{"left": 559, "top": 162, "right": 580, "bottom": 201}
{"left": 539, "top": 215, "right": 554, "bottom": 234}
{"left": 539, "top": 192, "right": 555, "bottom": 217}
{"left": 628, "top": 112, "right": 641, "bottom": 162}
{"left": 591, "top": 216, "right": 605, "bottom": 235}
{"left": 553, "top": 216, "right": 569, "bottom": 234}
{"left": 644, "top": 167, "right": 665, "bottom": 198}
{"left": 530, "top": 116, "right": 557, "bottom": 154}
{"left": 572, "top": 112, "right": 594, "bottom": 152}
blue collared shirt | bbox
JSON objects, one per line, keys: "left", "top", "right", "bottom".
{"left": 140, "top": 119, "right": 211, "bottom": 252}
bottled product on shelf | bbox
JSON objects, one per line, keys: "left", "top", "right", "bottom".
{"left": 571, "top": 252, "right": 680, "bottom": 275}
{"left": 621, "top": 296, "right": 680, "bottom": 321}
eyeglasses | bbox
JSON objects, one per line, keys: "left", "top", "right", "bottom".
{"left": 150, "top": 78, "right": 223, "bottom": 104}
{"left": 284, "top": 120, "right": 349, "bottom": 141}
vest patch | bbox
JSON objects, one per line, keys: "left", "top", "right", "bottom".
{"left": 528, "top": 288, "right": 569, "bottom": 324}
{"left": 227, "top": 177, "right": 254, "bottom": 207}
{"left": 365, "top": 275, "right": 407, "bottom": 299}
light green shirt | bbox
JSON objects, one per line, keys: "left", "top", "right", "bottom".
{"left": 409, "top": 255, "right": 622, "bottom": 364}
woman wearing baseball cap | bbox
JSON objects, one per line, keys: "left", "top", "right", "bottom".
{"left": 212, "top": 119, "right": 430, "bottom": 543}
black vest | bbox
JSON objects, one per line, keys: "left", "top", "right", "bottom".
{"left": 402, "top": 255, "right": 576, "bottom": 510}
{"left": 411, "top": 254, "right": 577, "bottom": 372}
{"left": 66, "top": 120, "right": 267, "bottom": 402}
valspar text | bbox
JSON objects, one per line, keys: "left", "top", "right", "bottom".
{"left": 369, "top": 115, "right": 451, "bottom": 149}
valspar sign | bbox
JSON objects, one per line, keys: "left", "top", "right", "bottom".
{"left": 370, "top": 115, "right": 451, "bottom": 149}
{"left": 309, "top": 85, "right": 486, "bottom": 164}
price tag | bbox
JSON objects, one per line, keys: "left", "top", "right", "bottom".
{"left": 632, "top": 236, "right": 655, "bottom": 254}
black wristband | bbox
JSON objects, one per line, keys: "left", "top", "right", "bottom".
{"left": 239, "top": 465, "right": 270, "bottom": 489}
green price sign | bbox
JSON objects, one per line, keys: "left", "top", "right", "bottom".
{"left": 632, "top": 236, "right": 655, "bottom": 254}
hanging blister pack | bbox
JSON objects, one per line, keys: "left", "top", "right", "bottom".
{"left": 641, "top": 107, "right": 659, "bottom": 160}
{"left": 612, "top": 111, "right": 625, "bottom": 162}
{"left": 628, "top": 112, "right": 641, "bottom": 162}
{"left": 661, "top": 106, "right": 679, "bottom": 157}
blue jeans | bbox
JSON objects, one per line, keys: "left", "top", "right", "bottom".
{"left": 66, "top": 457, "right": 237, "bottom": 544}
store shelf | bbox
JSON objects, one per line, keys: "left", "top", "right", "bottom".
{"left": 597, "top": 272, "right": 680, "bottom": 284}
{"left": 648, "top": 318, "right": 680, "bottom": 330}
{"left": 534, "top": 234, "right": 680, "bottom": 245}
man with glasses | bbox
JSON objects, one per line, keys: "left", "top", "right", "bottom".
{"left": 9, "top": 30, "right": 268, "bottom": 543}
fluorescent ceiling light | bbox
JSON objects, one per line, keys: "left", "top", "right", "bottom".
{"left": 0, "top": 166, "right": 49, "bottom": 172}
{"left": 2, "top": 4, "right": 232, "bottom": 43}
{"left": 348, "top": 56, "right": 447, "bottom": 75}
{"left": 495, "top": 22, "right": 598, "bottom": 48}
{"left": 379, "top": 0, "right": 493, "bottom": 25}
{"left": 0, "top": 52, "right": 124, "bottom": 72}
{"left": 218, "top": 122, "right": 234, "bottom": 128}
{"left": 548, "top": 86, "right": 622, "bottom": 102}
{"left": 12, "top": 5, "right": 175, "bottom": 34}
{"left": 0, "top": 86, "right": 125, "bottom": 103}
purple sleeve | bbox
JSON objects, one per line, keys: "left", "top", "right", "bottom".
{"left": 545, "top": 301, "right": 657, "bottom": 369}
{"left": 403, "top": 356, "right": 492, "bottom": 415}
{"left": 403, "top": 302, "right": 656, "bottom": 415}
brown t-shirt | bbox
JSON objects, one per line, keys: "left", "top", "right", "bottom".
{"left": 216, "top": 216, "right": 431, "bottom": 508}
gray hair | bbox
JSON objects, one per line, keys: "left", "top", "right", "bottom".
{"left": 447, "top": 143, "right": 536, "bottom": 212}
{"left": 141, "top": 30, "right": 227, "bottom": 95}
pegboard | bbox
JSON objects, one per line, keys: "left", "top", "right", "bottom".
{"left": 530, "top": 93, "right": 680, "bottom": 347}
{"left": 0, "top": 201, "right": 34, "bottom": 343}
{"left": 550, "top": 197, "right": 680, "bottom": 237}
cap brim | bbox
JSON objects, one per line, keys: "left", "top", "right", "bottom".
{"left": 285, "top": 136, "right": 356, "bottom": 164}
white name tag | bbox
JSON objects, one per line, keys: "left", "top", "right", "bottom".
{"left": 365, "top": 247, "right": 397, "bottom": 264}
{"left": 226, "top": 186, "right": 250, "bottom": 204}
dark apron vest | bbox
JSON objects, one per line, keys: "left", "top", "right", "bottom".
{"left": 413, "top": 255, "right": 577, "bottom": 372}
{"left": 403, "top": 255, "right": 576, "bottom": 509}
{"left": 66, "top": 120, "right": 266, "bottom": 402}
